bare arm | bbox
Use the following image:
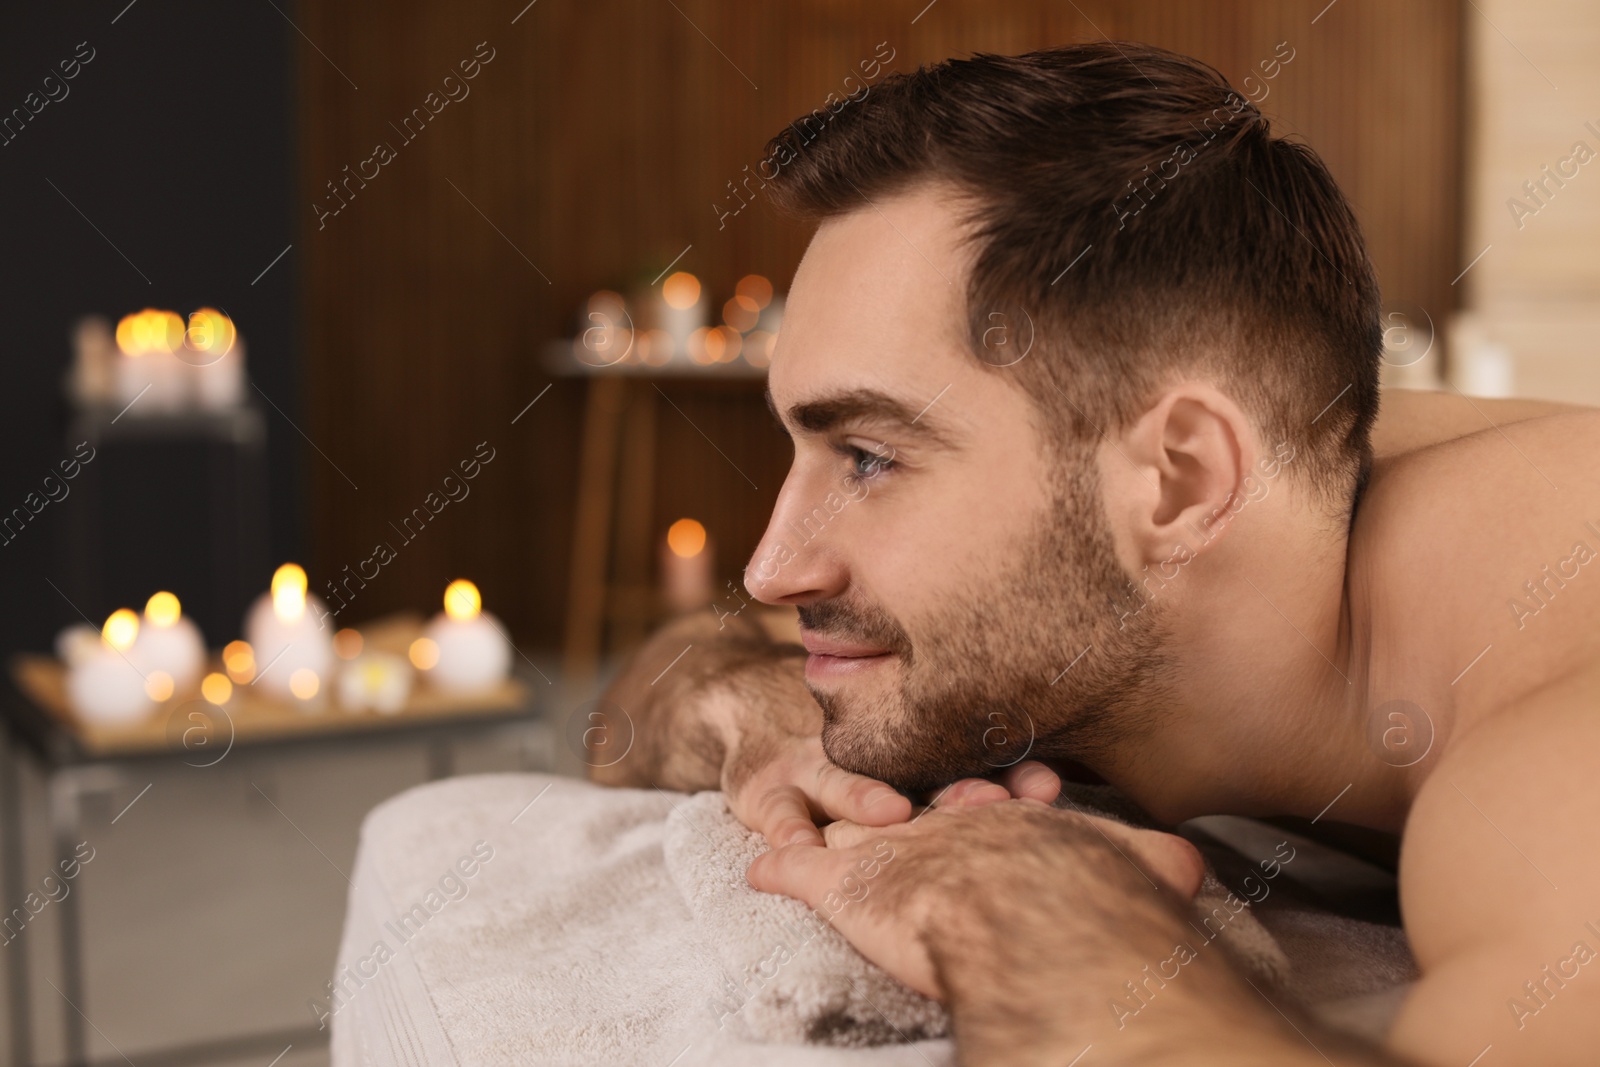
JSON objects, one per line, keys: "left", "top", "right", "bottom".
{"left": 587, "top": 606, "right": 931, "bottom": 846}
{"left": 587, "top": 607, "right": 806, "bottom": 792}
{"left": 1387, "top": 670, "right": 1600, "bottom": 1065}
{"left": 751, "top": 800, "right": 1422, "bottom": 1066}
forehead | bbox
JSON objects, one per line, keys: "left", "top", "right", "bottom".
{"left": 767, "top": 184, "right": 984, "bottom": 415}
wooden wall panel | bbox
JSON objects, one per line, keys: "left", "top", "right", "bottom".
{"left": 298, "top": 0, "right": 1463, "bottom": 650}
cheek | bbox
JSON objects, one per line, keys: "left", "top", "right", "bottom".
{"left": 875, "top": 476, "right": 1053, "bottom": 624}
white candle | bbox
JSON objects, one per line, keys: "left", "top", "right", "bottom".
{"left": 115, "top": 309, "right": 189, "bottom": 411}
{"left": 66, "top": 609, "right": 155, "bottom": 725}
{"left": 659, "top": 272, "right": 707, "bottom": 363}
{"left": 131, "top": 591, "right": 205, "bottom": 689}
{"left": 337, "top": 652, "right": 413, "bottom": 713}
{"left": 662, "top": 518, "right": 714, "bottom": 613}
{"left": 184, "top": 308, "right": 246, "bottom": 410}
{"left": 421, "top": 580, "right": 510, "bottom": 692}
{"left": 244, "top": 563, "right": 335, "bottom": 700}
{"left": 55, "top": 623, "right": 102, "bottom": 667}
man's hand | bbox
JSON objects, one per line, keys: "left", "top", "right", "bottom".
{"left": 592, "top": 596, "right": 1064, "bottom": 848}
{"left": 746, "top": 799, "right": 1206, "bottom": 1001}
{"left": 746, "top": 800, "right": 1413, "bottom": 1066}
{"left": 718, "top": 680, "right": 1065, "bottom": 847}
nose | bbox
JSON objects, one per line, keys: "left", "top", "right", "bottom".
{"left": 744, "top": 468, "right": 849, "bottom": 606}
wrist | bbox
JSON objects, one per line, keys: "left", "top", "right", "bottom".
{"left": 701, "top": 649, "right": 811, "bottom": 747}
{"left": 923, "top": 880, "right": 1296, "bottom": 1067}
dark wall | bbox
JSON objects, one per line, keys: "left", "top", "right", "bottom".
{"left": 0, "top": 1, "right": 300, "bottom": 653}
{"left": 298, "top": 0, "right": 1464, "bottom": 654}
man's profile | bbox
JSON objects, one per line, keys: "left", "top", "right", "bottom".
{"left": 592, "top": 41, "right": 1600, "bottom": 1066}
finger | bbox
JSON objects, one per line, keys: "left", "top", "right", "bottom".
{"left": 929, "top": 778, "right": 1011, "bottom": 809}
{"left": 1142, "top": 833, "right": 1206, "bottom": 900}
{"left": 1079, "top": 814, "right": 1207, "bottom": 901}
{"left": 822, "top": 819, "right": 903, "bottom": 850}
{"left": 1000, "top": 761, "right": 1061, "bottom": 803}
{"left": 746, "top": 784, "right": 825, "bottom": 849}
{"left": 746, "top": 839, "right": 858, "bottom": 904}
{"left": 813, "top": 763, "right": 912, "bottom": 826}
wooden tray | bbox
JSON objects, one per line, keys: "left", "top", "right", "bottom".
{"left": 11, "top": 614, "right": 532, "bottom": 758}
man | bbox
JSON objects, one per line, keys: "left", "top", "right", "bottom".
{"left": 592, "top": 42, "right": 1600, "bottom": 1065}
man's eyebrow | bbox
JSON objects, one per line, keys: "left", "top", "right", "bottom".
{"left": 765, "top": 384, "right": 957, "bottom": 446}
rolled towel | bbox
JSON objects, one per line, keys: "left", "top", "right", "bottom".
{"left": 662, "top": 785, "right": 1291, "bottom": 1049}
{"left": 664, "top": 790, "right": 947, "bottom": 1047}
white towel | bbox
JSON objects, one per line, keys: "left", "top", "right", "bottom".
{"left": 660, "top": 788, "right": 1296, "bottom": 1048}
{"left": 330, "top": 773, "right": 1413, "bottom": 1067}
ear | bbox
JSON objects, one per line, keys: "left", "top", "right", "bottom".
{"left": 1109, "top": 384, "right": 1254, "bottom": 568}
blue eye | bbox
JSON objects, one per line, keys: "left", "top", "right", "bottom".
{"left": 842, "top": 442, "right": 895, "bottom": 484}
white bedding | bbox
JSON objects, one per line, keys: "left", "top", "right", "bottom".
{"left": 328, "top": 773, "right": 1415, "bottom": 1066}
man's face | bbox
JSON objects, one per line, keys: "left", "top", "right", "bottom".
{"left": 747, "top": 183, "right": 1169, "bottom": 793}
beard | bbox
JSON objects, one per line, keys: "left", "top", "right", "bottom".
{"left": 800, "top": 446, "right": 1174, "bottom": 794}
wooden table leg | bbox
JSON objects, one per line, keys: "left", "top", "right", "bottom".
{"left": 561, "top": 375, "right": 628, "bottom": 703}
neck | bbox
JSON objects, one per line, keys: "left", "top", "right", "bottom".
{"left": 1088, "top": 494, "right": 1418, "bottom": 833}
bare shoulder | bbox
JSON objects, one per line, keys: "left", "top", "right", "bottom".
{"left": 1352, "top": 409, "right": 1600, "bottom": 695}
{"left": 1362, "top": 407, "right": 1600, "bottom": 535}
{"left": 1370, "top": 389, "right": 1594, "bottom": 460}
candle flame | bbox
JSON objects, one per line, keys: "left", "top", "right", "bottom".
{"left": 201, "top": 672, "right": 233, "bottom": 705}
{"left": 409, "top": 637, "right": 440, "bottom": 670}
{"left": 662, "top": 271, "right": 701, "bottom": 310}
{"left": 666, "top": 518, "right": 707, "bottom": 559}
{"left": 722, "top": 297, "right": 760, "bottom": 333}
{"left": 223, "top": 640, "right": 256, "bottom": 683}
{"left": 185, "top": 308, "right": 237, "bottom": 355}
{"left": 271, "top": 563, "right": 307, "bottom": 623}
{"left": 744, "top": 330, "right": 776, "bottom": 369}
{"left": 710, "top": 326, "right": 742, "bottom": 362}
{"left": 115, "top": 309, "right": 185, "bottom": 356}
{"left": 735, "top": 274, "right": 773, "bottom": 310}
{"left": 145, "top": 591, "right": 181, "bottom": 628}
{"left": 333, "top": 628, "right": 364, "bottom": 660}
{"left": 289, "top": 668, "right": 320, "bottom": 700}
{"left": 688, "top": 326, "right": 716, "bottom": 365}
{"left": 444, "top": 579, "right": 481, "bottom": 621}
{"left": 103, "top": 608, "right": 139, "bottom": 651}
{"left": 145, "top": 671, "right": 175, "bottom": 702}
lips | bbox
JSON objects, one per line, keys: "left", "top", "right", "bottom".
{"left": 799, "top": 632, "right": 891, "bottom": 658}
{"left": 801, "top": 631, "right": 894, "bottom": 680}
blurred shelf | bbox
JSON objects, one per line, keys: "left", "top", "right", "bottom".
{"left": 7, "top": 615, "right": 535, "bottom": 763}
{"left": 542, "top": 339, "right": 767, "bottom": 378}
{"left": 68, "top": 401, "right": 266, "bottom": 446}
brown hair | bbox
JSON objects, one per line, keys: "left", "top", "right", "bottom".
{"left": 762, "top": 41, "right": 1382, "bottom": 512}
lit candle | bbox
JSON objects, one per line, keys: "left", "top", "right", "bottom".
{"left": 66, "top": 609, "right": 155, "bottom": 725}
{"left": 333, "top": 627, "right": 364, "bottom": 660}
{"left": 183, "top": 308, "right": 246, "bottom": 410}
{"left": 69, "top": 315, "right": 117, "bottom": 408}
{"left": 337, "top": 652, "right": 413, "bottom": 713}
{"left": 222, "top": 640, "right": 257, "bottom": 683}
{"left": 288, "top": 667, "right": 324, "bottom": 709}
{"left": 114, "top": 309, "right": 188, "bottom": 411}
{"left": 576, "top": 290, "right": 633, "bottom": 368}
{"left": 662, "top": 518, "right": 714, "bottom": 613}
{"left": 420, "top": 579, "right": 511, "bottom": 692}
{"left": 734, "top": 275, "right": 779, "bottom": 369}
{"left": 55, "top": 623, "right": 103, "bottom": 667}
{"left": 658, "top": 272, "right": 707, "bottom": 362}
{"left": 131, "top": 591, "right": 205, "bottom": 689}
{"left": 201, "top": 671, "right": 233, "bottom": 706}
{"left": 243, "top": 563, "right": 335, "bottom": 700}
